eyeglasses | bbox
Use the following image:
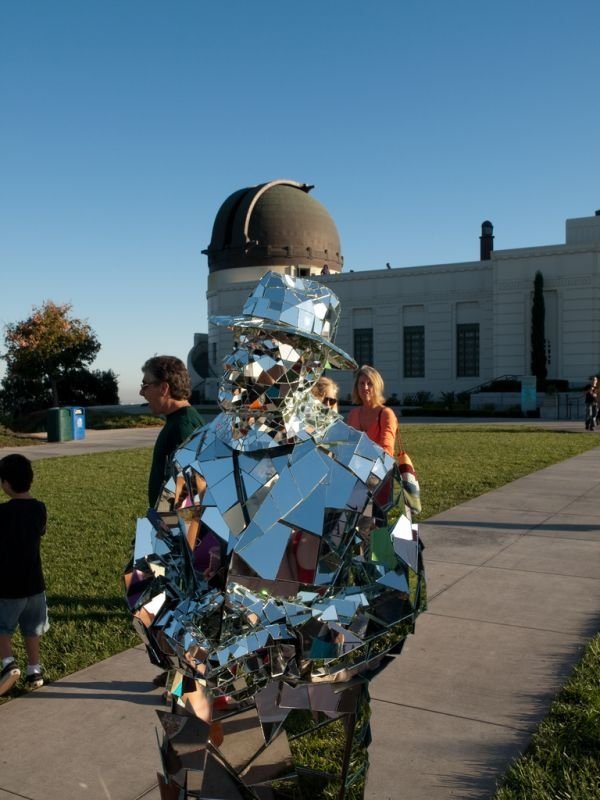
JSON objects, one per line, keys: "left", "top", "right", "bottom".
{"left": 140, "top": 380, "right": 161, "bottom": 391}
{"left": 323, "top": 397, "right": 338, "bottom": 407}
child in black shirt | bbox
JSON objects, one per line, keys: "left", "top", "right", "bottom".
{"left": 0, "top": 454, "right": 48, "bottom": 695}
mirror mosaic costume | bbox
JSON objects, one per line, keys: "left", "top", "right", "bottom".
{"left": 125, "top": 272, "right": 426, "bottom": 799}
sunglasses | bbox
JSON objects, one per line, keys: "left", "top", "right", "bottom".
{"left": 323, "top": 397, "right": 337, "bottom": 407}
{"left": 140, "top": 380, "right": 161, "bottom": 391}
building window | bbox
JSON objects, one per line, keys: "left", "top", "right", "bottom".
{"left": 456, "top": 323, "right": 479, "bottom": 377}
{"left": 403, "top": 326, "right": 424, "bottom": 378}
{"left": 212, "top": 342, "right": 217, "bottom": 364}
{"left": 353, "top": 328, "right": 373, "bottom": 366}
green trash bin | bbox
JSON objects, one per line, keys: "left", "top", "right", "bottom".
{"left": 47, "top": 407, "right": 73, "bottom": 442}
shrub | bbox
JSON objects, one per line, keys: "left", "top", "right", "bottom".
{"left": 440, "top": 391, "right": 465, "bottom": 410}
{"left": 414, "top": 391, "right": 433, "bottom": 406}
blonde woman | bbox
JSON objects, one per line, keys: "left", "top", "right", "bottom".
{"left": 347, "top": 365, "right": 398, "bottom": 456}
{"left": 311, "top": 375, "right": 339, "bottom": 412}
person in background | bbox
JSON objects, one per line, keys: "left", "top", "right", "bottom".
{"left": 594, "top": 377, "right": 600, "bottom": 427}
{"left": 347, "top": 365, "right": 398, "bottom": 456}
{"left": 140, "top": 356, "right": 204, "bottom": 690}
{"left": 584, "top": 376, "right": 598, "bottom": 431}
{"left": 140, "top": 356, "right": 205, "bottom": 507}
{"left": 0, "top": 454, "right": 48, "bottom": 695}
{"left": 311, "top": 375, "right": 339, "bottom": 412}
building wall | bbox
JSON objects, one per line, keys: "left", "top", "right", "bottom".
{"left": 198, "top": 214, "right": 600, "bottom": 402}
{"left": 492, "top": 238, "right": 600, "bottom": 384}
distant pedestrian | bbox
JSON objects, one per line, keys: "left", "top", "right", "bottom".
{"left": 584, "top": 377, "right": 598, "bottom": 431}
{"left": 0, "top": 454, "right": 48, "bottom": 695}
{"left": 140, "top": 356, "right": 205, "bottom": 507}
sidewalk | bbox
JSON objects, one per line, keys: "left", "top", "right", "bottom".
{"left": 0, "top": 428, "right": 598, "bottom": 799}
{"left": 0, "top": 426, "right": 160, "bottom": 461}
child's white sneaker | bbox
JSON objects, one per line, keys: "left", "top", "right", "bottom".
{"left": 0, "top": 661, "right": 20, "bottom": 695}
{"left": 25, "top": 670, "right": 44, "bottom": 690}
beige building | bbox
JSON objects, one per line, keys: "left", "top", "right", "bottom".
{"left": 193, "top": 179, "right": 600, "bottom": 404}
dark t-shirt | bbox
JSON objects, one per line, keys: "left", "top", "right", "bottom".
{"left": 148, "top": 405, "right": 205, "bottom": 506}
{"left": 0, "top": 498, "right": 47, "bottom": 598}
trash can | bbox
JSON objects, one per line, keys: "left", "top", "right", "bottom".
{"left": 47, "top": 407, "right": 73, "bottom": 442}
{"left": 69, "top": 406, "right": 86, "bottom": 440}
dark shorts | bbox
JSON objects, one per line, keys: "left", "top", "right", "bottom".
{"left": 0, "top": 592, "right": 49, "bottom": 636}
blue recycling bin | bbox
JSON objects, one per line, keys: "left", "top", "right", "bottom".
{"left": 69, "top": 406, "right": 86, "bottom": 440}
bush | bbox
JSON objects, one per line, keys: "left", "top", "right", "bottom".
{"left": 0, "top": 369, "right": 119, "bottom": 418}
{"left": 414, "top": 391, "right": 433, "bottom": 405}
{"left": 8, "top": 410, "right": 48, "bottom": 433}
{"left": 85, "top": 411, "right": 161, "bottom": 429}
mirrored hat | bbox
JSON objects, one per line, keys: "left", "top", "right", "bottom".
{"left": 210, "top": 271, "right": 357, "bottom": 370}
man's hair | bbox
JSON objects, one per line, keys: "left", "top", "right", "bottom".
{"left": 351, "top": 365, "right": 386, "bottom": 406}
{"left": 142, "top": 355, "right": 192, "bottom": 401}
{"left": 0, "top": 453, "right": 34, "bottom": 493}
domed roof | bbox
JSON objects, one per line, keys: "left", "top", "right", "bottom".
{"left": 203, "top": 179, "right": 343, "bottom": 273}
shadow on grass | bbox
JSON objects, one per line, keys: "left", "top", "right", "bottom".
{"left": 47, "top": 594, "right": 131, "bottom": 622}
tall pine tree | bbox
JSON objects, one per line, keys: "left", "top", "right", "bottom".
{"left": 531, "top": 271, "right": 547, "bottom": 389}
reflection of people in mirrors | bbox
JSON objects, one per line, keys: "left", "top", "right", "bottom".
{"left": 347, "top": 364, "right": 398, "bottom": 456}
{"left": 193, "top": 526, "right": 225, "bottom": 586}
{"left": 311, "top": 375, "right": 339, "bottom": 413}
{"left": 283, "top": 528, "right": 321, "bottom": 584}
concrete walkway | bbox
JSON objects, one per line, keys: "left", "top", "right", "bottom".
{"left": 0, "top": 426, "right": 160, "bottom": 461}
{"left": 0, "top": 425, "right": 598, "bottom": 799}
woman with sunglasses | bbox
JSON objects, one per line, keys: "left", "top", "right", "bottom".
{"left": 311, "top": 375, "right": 339, "bottom": 412}
{"left": 347, "top": 365, "right": 397, "bottom": 457}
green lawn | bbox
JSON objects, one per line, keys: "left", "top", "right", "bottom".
{"left": 0, "top": 431, "right": 45, "bottom": 448}
{"left": 1, "top": 425, "right": 599, "bottom": 797}
{"left": 493, "top": 633, "right": 600, "bottom": 800}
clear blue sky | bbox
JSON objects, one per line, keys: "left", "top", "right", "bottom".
{"left": 1, "top": 0, "right": 599, "bottom": 403}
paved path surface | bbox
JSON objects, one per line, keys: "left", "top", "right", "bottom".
{"left": 0, "top": 426, "right": 160, "bottom": 461}
{"left": 0, "top": 423, "right": 598, "bottom": 799}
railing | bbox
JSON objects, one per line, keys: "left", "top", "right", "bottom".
{"left": 464, "top": 375, "right": 521, "bottom": 395}
{"left": 541, "top": 393, "right": 583, "bottom": 420}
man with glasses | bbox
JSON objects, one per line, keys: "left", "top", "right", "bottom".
{"left": 140, "top": 355, "right": 204, "bottom": 691}
{"left": 140, "top": 355, "right": 204, "bottom": 508}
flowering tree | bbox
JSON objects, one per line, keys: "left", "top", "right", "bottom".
{"left": 2, "top": 301, "right": 101, "bottom": 406}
